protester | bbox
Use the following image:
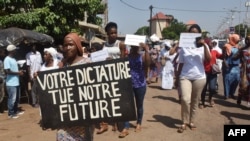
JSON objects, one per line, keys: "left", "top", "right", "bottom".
{"left": 26, "top": 44, "right": 43, "bottom": 108}
{"left": 175, "top": 24, "right": 211, "bottom": 133}
{"left": 0, "top": 58, "right": 5, "bottom": 115}
{"left": 56, "top": 44, "right": 64, "bottom": 61}
{"left": 222, "top": 33, "right": 241, "bottom": 100}
{"left": 211, "top": 39, "right": 223, "bottom": 90}
{"left": 32, "top": 47, "right": 60, "bottom": 117}
{"left": 56, "top": 32, "right": 94, "bottom": 141}
{"left": 199, "top": 39, "right": 223, "bottom": 109}
{"left": 169, "top": 40, "right": 182, "bottom": 102}
{"left": 4, "top": 45, "right": 25, "bottom": 119}
{"left": 119, "top": 42, "right": 151, "bottom": 138}
{"left": 34, "top": 47, "right": 60, "bottom": 75}
{"left": 233, "top": 35, "right": 250, "bottom": 107}
{"left": 96, "top": 21, "right": 126, "bottom": 134}
{"left": 160, "top": 40, "right": 177, "bottom": 89}
{"left": 102, "top": 21, "right": 126, "bottom": 59}
{"left": 147, "top": 47, "right": 160, "bottom": 84}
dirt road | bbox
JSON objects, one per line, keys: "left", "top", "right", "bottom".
{"left": 0, "top": 75, "right": 249, "bottom": 141}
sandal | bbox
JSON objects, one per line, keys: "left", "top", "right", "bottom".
{"left": 189, "top": 123, "right": 197, "bottom": 130}
{"left": 135, "top": 124, "right": 141, "bottom": 132}
{"left": 112, "top": 123, "right": 117, "bottom": 131}
{"left": 199, "top": 104, "right": 205, "bottom": 109}
{"left": 96, "top": 126, "right": 108, "bottom": 134}
{"left": 119, "top": 130, "right": 129, "bottom": 138}
{"left": 177, "top": 124, "right": 187, "bottom": 133}
{"left": 96, "top": 122, "right": 108, "bottom": 134}
{"left": 209, "top": 100, "right": 215, "bottom": 107}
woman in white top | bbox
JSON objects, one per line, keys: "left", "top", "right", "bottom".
{"left": 96, "top": 22, "right": 126, "bottom": 134}
{"left": 40, "top": 47, "right": 60, "bottom": 71}
{"left": 176, "top": 24, "right": 211, "bottom": 133}
{"left": 102, "top": 22, "right": 126, "bottom": 59}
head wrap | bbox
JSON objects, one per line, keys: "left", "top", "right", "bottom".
{"left": 224, "top": 33, "right": 240, "bottom": 55}
{"left": 64, "top": 32, "right": 83, "bottom": 56}
{"left": 161, "top": 40, "right": 172, "bottom": 48}
{"left": 44, "top": 47, "right": 57, "bottom": 60}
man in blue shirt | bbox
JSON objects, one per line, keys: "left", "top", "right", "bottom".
{"left": 4, "top": 45, "right": 24, "bottom": 119}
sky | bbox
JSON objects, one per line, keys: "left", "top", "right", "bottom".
{"left": 106, "top": 0, "right": 250, "bottom": 37}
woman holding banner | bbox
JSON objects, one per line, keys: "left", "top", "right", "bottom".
{"left": 118, "top": 42, "right": 151, "bottom": 138}
{"left": 56, "top": 32, "right": 94, "bottom": 141}
{"left": 175, "top": 24, "right": 211, "bottom": 133}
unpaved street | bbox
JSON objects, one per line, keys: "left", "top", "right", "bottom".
{"left": 0, "top": 75, "right": 249, "bottom": 141}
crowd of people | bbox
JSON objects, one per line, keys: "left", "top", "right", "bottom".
{"left": 0, "top": 22, "right": 250, "bottom": 140}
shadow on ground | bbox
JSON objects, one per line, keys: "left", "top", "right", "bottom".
{"left": 147, "top": 115, "right": 181, "bottom": 129}
{"left": 220, "top": 111, "right": 250, "bottom": 124}
{"left": 152, "top": 95, "right": 180, "bottom": 104}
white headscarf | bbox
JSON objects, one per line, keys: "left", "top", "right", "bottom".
{"left": 212, "top": 39, "right": 222, "bottom": 54}
{"left": 44, "top": 47, "right": 58, "bottom": 60}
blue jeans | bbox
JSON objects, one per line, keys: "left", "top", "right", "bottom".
{"left": 124, "top": 85, "right": 147, "bottom": 129}
{"left": 6, "top": 86, "right": 20, "bottom": 116}
{"left": 201, "top": 73, "right": 217, "bottom": 104}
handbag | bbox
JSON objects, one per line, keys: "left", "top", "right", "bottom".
{"left": 211, "top": 63, "right": 221, "bottom": 74}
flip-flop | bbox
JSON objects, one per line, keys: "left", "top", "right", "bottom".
{"left": 96, "top": 127, "right": 108, "bottom": 134}
{"left": 119, "top": 131, "right": 129, "bottom": 138}
{"left": 177, "top": 124, "right": 187, "bottom": 133}
{"left": 189, "top": 123, "right": 197, "bottom": 130}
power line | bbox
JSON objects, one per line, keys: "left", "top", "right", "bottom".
{"left": 119, "top": 0, "right": 247, "bottom": 13}
{"left": 154, "top": 6, "right": 247, "bottom": 13}
{"left": 120, "top": 0, "right": 148, "bottom": 11}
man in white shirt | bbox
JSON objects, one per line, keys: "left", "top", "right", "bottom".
{"left": 26, "top": 44, "right": 42, "bottom": 108}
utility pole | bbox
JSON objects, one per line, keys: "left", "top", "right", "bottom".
{"left": 245, "top": 1, "right": 250, "bottom": 38}
{"left": 149, "top": 5, "right": 153, "bottom": 36}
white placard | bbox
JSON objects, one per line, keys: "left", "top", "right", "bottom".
{"left": 125, "top": 34, "right": 146, "bottom": 46}
{"left": 179, "top": 33, "right": 202, "bottom": 48}
{"left": 90, "top": 49, "right": 109, "bottom": 62}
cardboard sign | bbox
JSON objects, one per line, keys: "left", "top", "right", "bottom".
{"left": 179, "top": 33, "right": 202, "bottom": 48}
{"left": 90, "top": 49, "right": 109, "bottom": 62}
{"left": 36, "top": 58, "right": 136, "bottom": 129}
{"left": 125, "top": 34, "right": 146, "bottom": 46}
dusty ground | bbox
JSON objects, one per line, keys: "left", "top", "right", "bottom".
{"left": 0, "top": 75, "right": 250, "bottom": 141}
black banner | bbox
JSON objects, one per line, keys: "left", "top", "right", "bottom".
{"left": 37, "top": 58, "right": 137, "bottom": 129}
{"left": 224, "top": 125, "right": 250, "bottom": 141}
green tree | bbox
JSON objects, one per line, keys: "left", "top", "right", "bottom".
{"left": 161, "top": 19, "right": 186, "bottom": 40}
{"left": 0, "top": 0, "right": 105, "bottom": 43}
{"left": 134, "top": 26, "right": 149, "bottom": 35}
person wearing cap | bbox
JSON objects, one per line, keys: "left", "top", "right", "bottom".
{"left": 4, "top": 45, "right": 24, "bottom": 119}
{"left": 25, "top": 44, "right": 43, "bottom": 108}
